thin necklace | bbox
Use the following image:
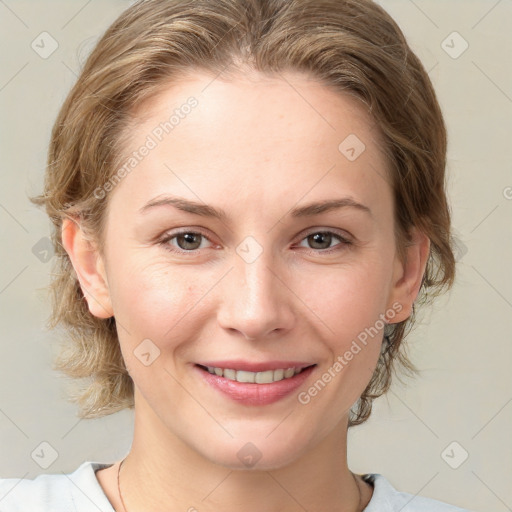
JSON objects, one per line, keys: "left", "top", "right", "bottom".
{"left": 117, "top": 458, "right": 364, "bottom": 512}
{"left": 117, "top": 457, "right": 128, "bottom": 512}
{"left": 352, "top": 472, "right": 364, "bottom": 512}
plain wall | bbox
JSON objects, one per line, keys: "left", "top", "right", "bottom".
{"left": 0, "top": 1, "right": 511, "bottom": 511}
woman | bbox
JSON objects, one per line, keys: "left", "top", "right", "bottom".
{"left": 0, "top": 0, "right": 472, "bottom": 510}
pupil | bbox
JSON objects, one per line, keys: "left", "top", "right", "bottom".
{"left": 310, "top": 232, "right": 331, "bottom": 249}
{"left": 179, "top": 233, "right": 200, "bottom": 250}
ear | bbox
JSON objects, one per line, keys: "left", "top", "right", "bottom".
{"left": 61, "top": 217, "right": 114, "bottom": 319}
{"left": 386, "top": 227, "right": 430, "bottom": 323}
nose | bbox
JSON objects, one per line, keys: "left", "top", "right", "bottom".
{"left": 217, "top": 249, "right": 295, "bottom": 341}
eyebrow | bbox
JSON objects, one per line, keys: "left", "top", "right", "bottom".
{"left": 138, "top": 195, "right": 372, "bottom": 220}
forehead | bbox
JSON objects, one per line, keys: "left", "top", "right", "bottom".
{"left": 129, "top": 70, "right": 381, "bottom": 150}
{"left": 108, "top": 71, "right": 391, "bottom": 222}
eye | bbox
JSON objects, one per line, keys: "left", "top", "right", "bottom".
{"left": 159, "top": 230, "right": 214, "bottom": 254}
{"left": 158, "top": 228, "right": 353, "bottom": 256}
{"left": 296, "top": 230, "right": 352, "bottom": 254}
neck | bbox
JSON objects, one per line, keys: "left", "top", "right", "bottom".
{"left": 118, "top": 389, "right": 371, "bottom": 512}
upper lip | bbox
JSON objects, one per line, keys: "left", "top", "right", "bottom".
{"left": 196, "top": 360, "right": 316, "bottom": 372}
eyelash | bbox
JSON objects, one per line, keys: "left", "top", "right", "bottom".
{"left": 158, "top": 228, "right": 353, "bottom": 256}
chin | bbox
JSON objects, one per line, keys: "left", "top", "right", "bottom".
{"left": 199, "top": 429, "right": 312, "bottom": 472}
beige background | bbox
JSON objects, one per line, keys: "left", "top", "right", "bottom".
{"left": 0, "top": 1, "right": 511, "bottom": 510}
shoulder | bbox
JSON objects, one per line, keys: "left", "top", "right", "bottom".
{"left": 362, "top": 473, "right": 474, "bottom": 512}
{"left": 0, "top": 461, "right": 115, "bottom": 512}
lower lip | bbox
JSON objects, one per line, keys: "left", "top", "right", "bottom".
{"left": 194, "top": 364, "right": 316, "bottom": 406}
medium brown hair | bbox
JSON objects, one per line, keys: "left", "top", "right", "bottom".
{"left": 31, "top": 0, "right": 455, "bottom": 426}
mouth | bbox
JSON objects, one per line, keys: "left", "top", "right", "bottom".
{"left": 194, "top": 362, "right": 317, "bottom": 405}
{"left": 196, "top": 363, "right": 316, "bottom": 384}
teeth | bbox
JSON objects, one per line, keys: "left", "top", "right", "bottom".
{"left": 273, "top": 368, "right": 284, "bottom": 381}
{"left": 223, "top": 368, "right": 236, "bottom": 380}
{"left": 255, "top": 370, "right": 274, "bottom": 384}
{"left": 204, "top": 366, "right": 308, "bottom": 384}
{"left": 284, "top": 368, "right": 295, "bottom": 378}
{"left": 236, "top": 370, "right": 256, "bottom": 383}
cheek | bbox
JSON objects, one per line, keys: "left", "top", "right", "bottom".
{"left": 295, "top": 259, "right": 389, "bottom": 393}
{"left": 299, "top": 257, "right": 391, "bottom": 339}
{"left": 107, "top": 254, "right": 216, "bottom": 345}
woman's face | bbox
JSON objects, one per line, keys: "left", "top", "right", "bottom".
{"left": 70, "top": 71, "right": 425, "bottom": 469}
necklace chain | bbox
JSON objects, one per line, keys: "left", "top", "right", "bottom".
{"left": 117, "top": 458, "right": 128, "bottom": 512}
{"left": 117, "top": 457, "right": 363, "bottom": 512}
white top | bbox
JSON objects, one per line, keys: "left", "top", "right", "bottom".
{"left": 0, "top": 461, "right": 473, "bottom": 511}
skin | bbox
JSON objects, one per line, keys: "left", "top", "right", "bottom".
{"left": 62, "top": 70, "right": 430, "bottom": 512}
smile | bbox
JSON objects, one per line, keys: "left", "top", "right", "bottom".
{"left": 197, "top": 364, "right": 312, "bottom": 384}
{"left": 194, "top": 363, "right": 317, "bottom": 406}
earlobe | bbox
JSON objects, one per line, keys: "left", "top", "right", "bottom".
{"left": 61, "top": 217, "right": 114, "bottom": 319}
{"left": 387, "top": 227, "right": 430, "bottom": 323}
